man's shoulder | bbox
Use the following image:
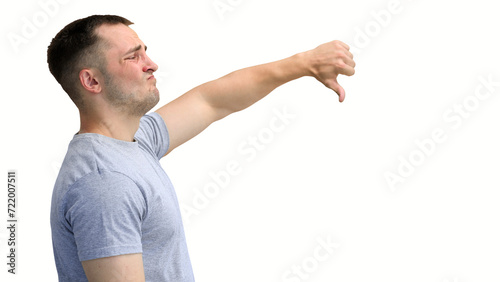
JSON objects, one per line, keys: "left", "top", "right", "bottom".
{"left": 53, "top": 169, "right": 145, "bottom": 221}
{"left": 53, "top": 134, "right": 136, "bottom": 198}
{"left": 66, "top": 170, "right": 141, "bottom": 201}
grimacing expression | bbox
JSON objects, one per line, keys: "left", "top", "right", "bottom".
{"left": 97, "top": 23, "right": 159, "bottom": 116}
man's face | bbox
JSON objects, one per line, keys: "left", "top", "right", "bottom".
{"left": 96, "top": 24, "right": 159, "bottom": 117}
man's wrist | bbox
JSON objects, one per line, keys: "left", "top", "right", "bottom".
{"left": 291, "top": 51, "right": 314, "bottom": 78}
{"left": 274, "top": 51, "right": 313, "bottom": 84}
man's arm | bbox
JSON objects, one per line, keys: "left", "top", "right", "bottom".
{"left": 82, "top": 253, "right": 145, "bottom": 282}
{"left": 156, "top": 40, "right": 355, "bottom": 155}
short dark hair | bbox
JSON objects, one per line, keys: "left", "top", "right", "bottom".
{"left": 47, "top": 15, "right": 133, "bottom": 109}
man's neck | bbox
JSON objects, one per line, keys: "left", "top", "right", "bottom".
{"left": 79, "top": 111, "right": 141, "bottom": 142}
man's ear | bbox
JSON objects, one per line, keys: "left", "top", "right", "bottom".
{"left": 79, "top": 69, "right": 102, "bottom": 94}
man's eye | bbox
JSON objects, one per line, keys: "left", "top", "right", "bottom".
{"left": 127, "top": 56, "right": 136, "bottom": 60}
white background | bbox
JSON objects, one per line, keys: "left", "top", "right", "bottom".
{"left": 1, "top": 0, "right": 499, "bottom": 281}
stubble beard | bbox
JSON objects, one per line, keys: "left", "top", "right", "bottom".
{"left": 102, "top": 70, "right": 159, "bottom": 117}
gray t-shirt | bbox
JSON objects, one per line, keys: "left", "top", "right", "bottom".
{"left": 50, "top": 113, "right": 194, "bottom": 281}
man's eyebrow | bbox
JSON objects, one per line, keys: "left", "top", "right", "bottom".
{"left": 124, "top": 44, "right": 147, "bottom": 55}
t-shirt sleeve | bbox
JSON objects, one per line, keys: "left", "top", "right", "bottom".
{"left": 135, "top": 112, "right": 170, "bottom": 159}
{"left": 63, "top": 171, "right": 145, "bottom": 262}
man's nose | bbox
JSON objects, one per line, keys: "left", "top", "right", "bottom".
{"left": 143, "top": 55, "right": 158, "bottom": 72}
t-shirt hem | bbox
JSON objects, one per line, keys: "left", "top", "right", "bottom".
{"left": 79, "top": 245, "right": 143, "bottom": 262}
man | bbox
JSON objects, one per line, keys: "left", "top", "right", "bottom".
{"left": 48, "top": 15, "right": 355, "bottom": 281}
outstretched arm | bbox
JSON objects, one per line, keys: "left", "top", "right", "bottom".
{"left": 155, "top": 40, "right": 355, "bottom": 156}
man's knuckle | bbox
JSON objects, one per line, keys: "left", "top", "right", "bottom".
{"left": 336, "top": 51, "right": 346, "bottom": 58}
{"left": 335, "top": 59, "right": 346, "bottom": 68}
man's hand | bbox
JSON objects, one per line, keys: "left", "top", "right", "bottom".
{"left": 305, "top": 40, "right": 356, "bottom": 102}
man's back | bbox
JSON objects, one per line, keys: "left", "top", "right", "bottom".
{"left": 50, "top": 113, "right": 194, "bottom": 281}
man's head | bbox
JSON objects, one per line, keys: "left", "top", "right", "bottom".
{"left": 47, "top": 15, "right": 159, "bottom": 116}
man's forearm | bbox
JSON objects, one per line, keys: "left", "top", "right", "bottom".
{"left": 197, "top": 52, "right": 311, "bottom": 119}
